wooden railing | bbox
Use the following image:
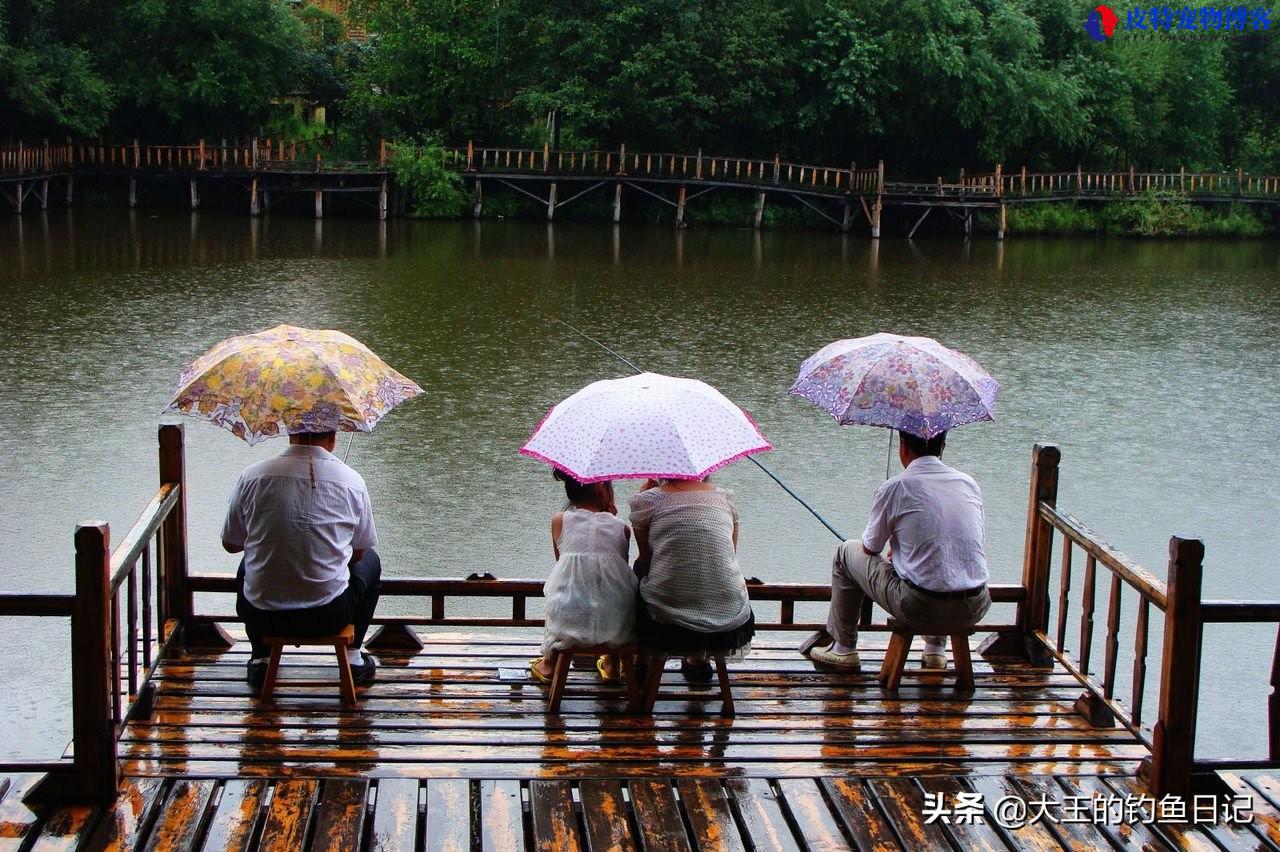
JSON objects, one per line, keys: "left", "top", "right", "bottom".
{"left": 0, "top": 135, "right": 378, "bottom": 176}
{"left": 1018, "top": 443, "right": 1280, "bottom": 797}
{"left": 963, "top": 164, "right": 1280, "bottom": 198}
{"left": 0, "top": 424, "right": 188, "bottom": 803}
{"left": 183, "top": 572, "right": 1025, "bottom": 638}
{"left": 445, "top": 142, "right": 885, "bottom": 196}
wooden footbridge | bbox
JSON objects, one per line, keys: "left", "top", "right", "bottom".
{"left": 1, "top": 427, "right": 1279, "bottom": 848}
{"left": 4, "top": 138, "right": 1279, "bottom": 237}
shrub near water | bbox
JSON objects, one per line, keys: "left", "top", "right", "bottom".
{"left": 1006, "top": 194, "right": 1267, "bottom": 237}
{"left": 388, "top": 140, "right": 468, "bottom": 218}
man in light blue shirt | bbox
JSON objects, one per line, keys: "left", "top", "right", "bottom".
{"left": 805, "top": 430, "right": 991, "bottom": 671}
{"left": 223, "top": 430, "right": 382, "bottom": 692}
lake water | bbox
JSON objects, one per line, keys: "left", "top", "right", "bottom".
{"left": 1, "top": 209, "right": 1277, "bottom": 760}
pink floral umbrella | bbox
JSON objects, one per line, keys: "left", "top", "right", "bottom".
{"left": 520, "top": 372, "right": 772, "bottom": 483}
{"left": 789, "top": 333, "right": 999, "bottom": 439}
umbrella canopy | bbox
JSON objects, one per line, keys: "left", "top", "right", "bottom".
{"left": 166, "top": 324, "right": 423, "bottom": 445}
{"left": 789, "top": 333, "right": 999, "bottom": 439}
{"left": 520, "top": 372, "right": 772, "bottom": 483}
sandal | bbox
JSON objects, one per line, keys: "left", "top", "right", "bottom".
{"left": 596, "top": 655, "right": 620, "bottom": 684}
{"left": 529, "top": 657, "right": 554, "bottom": 684}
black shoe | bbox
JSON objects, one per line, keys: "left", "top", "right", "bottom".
{"left": 351, "top": 651, "right": 376, "bottom": 687}
{"left": 247, "top": 660, "right": 267, "bottom": 694}
{"left": 681, "top": 657, "right": 713, "bottom": 684}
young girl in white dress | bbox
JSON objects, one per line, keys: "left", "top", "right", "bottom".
{"left": 531, "top": 470, "right": 637, "bottom": 683}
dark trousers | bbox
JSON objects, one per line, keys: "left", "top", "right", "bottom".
{"left": 236, "top": 550, "right": 382, "bottom": 660}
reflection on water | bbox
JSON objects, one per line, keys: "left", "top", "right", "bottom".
{"left": 0, "top": 210, "right": 1277, "bottom": 760}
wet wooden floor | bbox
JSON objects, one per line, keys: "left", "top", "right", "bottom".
{"left": 3, "top": 633, "right": 1275, "bottom": 849}
{"left": 120, "top": 632, "right": 1150, "bottom": 780}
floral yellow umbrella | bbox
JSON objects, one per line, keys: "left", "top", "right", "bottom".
{"left": 165, "top": 324, "right": 423, "bottom": 445}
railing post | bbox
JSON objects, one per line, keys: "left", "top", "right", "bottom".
{"left": 466, "top": 140, "right": 474, "bottom": 171}
{"left": 1128, "top": 164, "right": 1136, "bottom": 194}
{"left": 1148, "top": 535, "right": 1205, "bottom": 797}
{"left": 618, "top": 143, "right": 626, "bottom": 176}
{"left": 158, "top": 425, "right": 190, "bottom": 631}
{"left": 543, "top": 142, "right": 549, "bottom": 173}
{"left": 1006, "top": 444, "right": 1059, "bottom": 661}
{"left": 72, "top": 521, "right": 118, "bottom": 803}
{"left": 696, "top": 148, "right": 703, "bottom": 180}
{"left": 251, "top": 137, "right": 259, "bottom": 170}
{"left": 994, "top": 163, "right": 1003, "bottom": 197}
{"left": 1076, "top": 164, "right": 1082, "bottom": 194}
{"left": 773, "top": 153, "right": 781, "bottom": 184}
{"left": 1269, "top": 627, "right": 1280, "bottom": 763}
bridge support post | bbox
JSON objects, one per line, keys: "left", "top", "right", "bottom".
{"left": 996, "top": 204, "right": 1006, "bottom": 241}
{"left": 546, "top": 183, "right": 557, "bottom": 221}
{"left": 12, "top": 181, "right": 21, "bottom": 214}
{"left": 472, "top": 178, "right": 483, "bottom": 219}
{"left": 676, "top": 185, "right": 687, "bottom": 229}
{"left": 841, "top": 195, "right": 852, "bottom": 233}
{"left": 39, "top": 178, "right": 48, "bottom": 211}
{"left": 129, "top": 179, "right": 137, "bottom": 209}
{"left": 379, "top": 178, "right": 389, "bottom": 221}
{"left": 250, "top": 177, "right": 260, "bottom": 217}
{"left": 65, "top": 175, "right": 73, "bottom": 207}
{"left": 314, "top": 190, "right": 324, "bottom": 219}
{"left": 964, "top": 210, "right": 973, "bottom": 237}
{"left": 754, "top": 192, "right": 766, "bottom": 229}
{"left": 189, "top": 179, "right": 199, "bottom": 211}
{"left": 613, "top": 182, "right": 622, "bottom": 223}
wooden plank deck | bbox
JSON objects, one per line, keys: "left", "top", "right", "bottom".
{"left": 2, "top": 632, "right": 1273, "bottom": 848}
{"left": 4, "top": 771, "right": 1278, "bottom": 849}
{"left": 120, "top": 632, "right": 1148, "bottom": 781}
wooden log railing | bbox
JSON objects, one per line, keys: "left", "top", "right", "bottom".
{"left": 0, "top": 424, "right": 188, "bottom": 803}
{"left": 183, "top": 571, "right": 1025, "bottom": 636}
{"left": 1018, "top": 442, "right": 1280, "bottom": 797}
{"left": 445, "top": 142, "right": 884, "bottom": 196}
{"left": 0, "top": 134, "right": 372, "bottom": 176}
{"left": 962, "top": 165, "right": 1280, "bottom": 199}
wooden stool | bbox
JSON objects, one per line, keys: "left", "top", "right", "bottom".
{"left": 260, "top": 625, "right": 358, "bottom": 706}
{"left": 634, "top": 654, "right": 735, "bottom": 717}
{"left": 878, "top": 627, "right": 975, "bottom": 693}
{"left": 546, "top": 645, "right": 638, "bottom": 713}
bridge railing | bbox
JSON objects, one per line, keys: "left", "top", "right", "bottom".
{"left": 0, "top": 136, "right": 362, "bottom": 175}
{"left": 0, "top": 425, "right": 188, "bottom": 803}
{"left": 447, "top": 142, "right": 884, "bottom": 194}
{"left": 0, "top": 140, "right": 74, "bottom": 175}
{"left": 965, "top": 165, "right": 1280, "bottom": 198}
{"left": 1019, "top": 443, "right": 1280, "bottom": 798}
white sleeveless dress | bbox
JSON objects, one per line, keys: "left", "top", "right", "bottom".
{"left": 542, "top": 508, "right": 637, "bottom": 654}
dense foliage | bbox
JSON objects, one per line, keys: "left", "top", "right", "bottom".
{"left": 3, "top": 0, "right": 1278, "bottom": 175}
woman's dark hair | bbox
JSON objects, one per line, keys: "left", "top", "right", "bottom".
{"left": 553, "top": 469, "right": 597, "bottom": 504}
{"left": 899, "top": 430, "right": 947, "bottom": 457}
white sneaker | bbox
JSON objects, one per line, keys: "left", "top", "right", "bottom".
{"left": 809, "top": 644, "right": 862, "bottom": 671}
{"left": 921, "top": 651, "right": 948, "bottom": 670}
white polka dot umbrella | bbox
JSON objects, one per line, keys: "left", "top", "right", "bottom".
{"left": 519, "top": 372, "right": 772, "bottom": 483}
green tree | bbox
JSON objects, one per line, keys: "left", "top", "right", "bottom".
{"left": 0, "top": 0, "right": 112, "bottom": 137}
{"left": 99, "top": 0, "right": 307, "bottom": 138}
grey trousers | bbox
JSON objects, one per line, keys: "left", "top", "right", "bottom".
{"left": 827, "top": 539, "right": 991, "bottom": 648}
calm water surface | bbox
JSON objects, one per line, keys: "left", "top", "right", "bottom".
{"left": 1, "top": 210, "right": 1277, "bottom": 759}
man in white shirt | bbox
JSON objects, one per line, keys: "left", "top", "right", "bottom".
{"left": 223, "top": 430, "right": 382, "bottom": 691}
{"left": 806, "top": 430, "right": 991, "bottom": 670}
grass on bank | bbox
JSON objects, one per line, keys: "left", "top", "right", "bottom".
{"left": 1005, "top": 192, "right": 1268, "bottom": 237}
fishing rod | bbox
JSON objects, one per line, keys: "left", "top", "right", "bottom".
{"left": 550, "top": 317, "right": 847, "bottom": 541}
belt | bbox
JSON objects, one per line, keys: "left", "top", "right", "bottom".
{"left": 902, "top": 576, "right": 987, "bottom": 599}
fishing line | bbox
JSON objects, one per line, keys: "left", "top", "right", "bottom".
{"left": 549, "top": 316, "right": 846, "bottom": 541}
